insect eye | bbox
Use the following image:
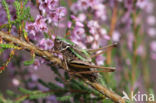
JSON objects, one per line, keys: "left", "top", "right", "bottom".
{"left": 55, "top": 39, "right": 61, "bottom": 43}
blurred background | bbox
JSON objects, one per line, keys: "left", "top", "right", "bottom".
{"left": 0, "top": 0, "right": 156, "bottom": 102}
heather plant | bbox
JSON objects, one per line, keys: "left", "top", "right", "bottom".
{"left": 0, "top": 0, "right": 155, "bottom": 103}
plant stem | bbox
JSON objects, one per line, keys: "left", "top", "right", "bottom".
{"left": 0, "top": 31, "right": 62, "bottom": 66}
{"left": 85, "top": 80, "right": 125, "bottom": 103}
{"left": 106, "top": 1, "right": 118, "bottom": 65}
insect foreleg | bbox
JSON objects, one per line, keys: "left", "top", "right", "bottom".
{"left": 62, "top": 57, "right": 69, "bottom": 71}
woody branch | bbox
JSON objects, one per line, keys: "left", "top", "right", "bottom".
{"left": 0, "top": 31, "right": 62, "bottom": 66}
{"left": 0, "top": 31, "right": 125, "bottom": 103}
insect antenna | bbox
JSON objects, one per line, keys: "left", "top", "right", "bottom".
{"left": 87, "top": 43, "right": 118, "bottom": 58}
{"left": 87, "top": 42, "right": 118, "bottom": 53}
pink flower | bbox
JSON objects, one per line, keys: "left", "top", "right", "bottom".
{"left": 126, "top": 58, "right": 131, "bottom": 65}
{"left": 87, "top": 20, "right": 99, "bottom": 28}
{"left": 112, "top": 31, "right": 120, "bottom": 42}
{"left": 39, "top": 0, "right": 49, "bottom": 14}
{"left": 71, "top": 15, "right": 84, "bottom": 27}
{"left": 89, "top": 27, "right": 97, "bottom": 34}
{"left": 99, "top": 28, "right": 107, "bottom": 35}
{"left": 32, "top": 59, "right": 41, "bottom": 70}
{"left": 151, "top": 53, "right": 156, "bottom": 60}
{"left": 92, "top": 42, "right": 98, "bottom": 49}
{"left": 127, "top": 32, "right": 134, "bottom": 50}
{"left": 71, "top": 15, "right": 79, "bottom": 21}
{"left": 78, "top": 13, "right": 86, "bottom": 22}
{"left": 31, "top": 74, "right": 38, "bottom": 81}
{"left": 25, "top": 15, "right": 49, "bottom": 40}
{"left": 99, "top": 28, "right": 110, "bottom": 40}
{"left": 47, "top": 7, "right": 66, "bottom": 26}
{"left": 47, "top": 11, "right": 57, "bottom": 23}
{"left": 34, "top": 15, "right": 48, "bottom": 33}
{"left": 48, "top": 0, "right": 59, "bottom": 10}
{"left": 56, "top": 7, "right": 66, "bottom": 19}
{"left": 94, "top": 34, "right": 100, "bottom": 41}
{"left": 73, "top": 27, "right": 85, "bottom": 38}
{"left": 38, "top": 38, "right": 54, "bottom": 50}
{"left": 96, "top": 54, "right": 105, "bottom": 65}
{"left": 136, "top": 45, "right": 145, "bottom": 56}
{"left": 147, "top": 15, "right": 156, "bottom": 25}
{"left": 76, "top": 41, "right": 86, "bottom": 49}
{"left": 88, "top": 0, "right": 97, "bottom": 6}
{"left": 145, "top": 2, "right": 154, "bottom": 13}
{"left": 87, "top": 36, "right": 94, "bottom": 43}
{"left": 150, "top": 41, "right": 156, "bottom": 52}
{"left": 75, "top": 21, "right": 84, "bottom": 27}
{"left": 46, "top": 39, "right": 55, "bottom": 50}
{"left": 12, "top": 78, "right": 20, "bottom": 86}
{"left": 87, "top": 20, "right": 100, "bottom": 34}
{"left": 136, "top": 0, "right": 149, "bottom": 9}
{"left": 35, "top": 15, "right": 46, "bottom": 25}
{"left": 67, "top": 21, "right": 72, "bottom": 28}
{"left": 70, "top": 3, "right": 79, "bottom": 14}
{"left": 148, "top": 28, "right": 156, "bottom": 37}
{"left": 77, "top": 0, "right": 90, "bottom": 10}
{"left": 103, "top": 34, "right": 110, "bottom": 40}
{"left": 93, "top": 3, "right": 107, "bottom": 21}
{"left": 25, "top": 23, "right": 36, "bottom": 36}
{"left": 57, "top": 53, "right": 63, "bottom": 60}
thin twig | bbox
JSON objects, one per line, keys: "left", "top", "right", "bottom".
{"left": 84, "top": 79, "right": 125, "bottom": 103}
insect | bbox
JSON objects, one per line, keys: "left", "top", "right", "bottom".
{"left": 53, "top": 38, "right": 125, "bottom": 103}
{"left": 53, "top": 37, "right": 117, "bottom": 82}
{"left": 50, "top": 1, "right": 124, "bottom": 102}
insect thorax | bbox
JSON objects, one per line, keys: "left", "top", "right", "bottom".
{"left": 54, "top": 38, "right": 99, "bottom": 82}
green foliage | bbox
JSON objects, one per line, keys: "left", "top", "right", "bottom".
{"left": 1, "top": 0, "right": 12, "bottom": 31}
{"left": 28, "top": 92, "right": 51, "bottom": 100}
{"left": 0, "top": 44, "right": 20, "bottom": 49}
{"left": 56, "top": 95, "right": 71, "bottom": 102}
{"left": 23, "top": 29, "right": 28, "bottom": 40}
{"left": 13, "top": 0, "right": 33, "bottom": 23}
{"left": 23, "top": 53, "right": 35, "bottom": 65}
{"left": 18, "top": 88, "right": 53, "bottom": 101}
{"left": 6, "top": 90, "right": 17, "bottom": 97}
{"left": 1, "top": 89, "right": 54, "bottom": 103}
{"left": 2, "top": 0, "right": 11, "bottom": 24}
{"left": 102, "top": 99, "right": 113, "bottom": 103}
{"left": 0, "top": 92, "right": 13, "bottom": 103}
{"left": 36, "top": 65, "right": 104, "bottom": 103}
{"left": 0, "top": 0, "right": 33, "bottom": 31}
{"left": 30, "top": 0, "right": 36, "bottom": 5}
{"left": 148, "top": 88, "right": 155, "bottom": 97}
{"left": 23, "top": 58, "right": 34, "bottom": 66}
{"left": 50, "top": 65, "right": 62, "bottom": 76}
{"left": 14, "top": 1, "right": 21, "bottom": 19}
{"left": 23, "top": 0, "right": 29, "bottom": 6}
{"left": 19, "top": 87, "right": 35, "bottom": 94}
{"left": 0, "top": 48, "right": 4, "bottom": 54}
